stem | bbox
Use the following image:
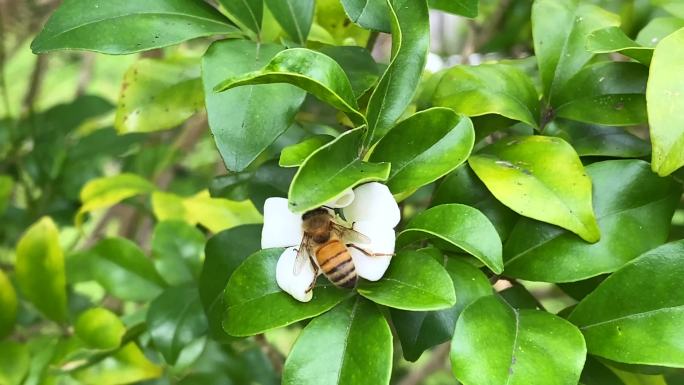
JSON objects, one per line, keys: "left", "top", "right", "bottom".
{"left": 255, "top": 334, "right": 285, "bottom": 374}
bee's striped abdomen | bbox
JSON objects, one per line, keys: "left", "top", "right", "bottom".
{"left": 315, "top": 240, "right": 357, "bottom": 289}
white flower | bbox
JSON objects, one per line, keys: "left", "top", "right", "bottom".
{"left": 261, "top": 182, "right": 400, "bottom": 302}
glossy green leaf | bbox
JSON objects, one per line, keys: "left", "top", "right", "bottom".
{"left": 0, "top": 341, "right": 30, "bottom": 385}
{"left": 499, "top": 283, "right": 543, "bottom": 310}
{"left": 148, "top": 286, "right": 208, "bottom": 365}
{"left": 398, "top": 204, "right": 503, "bottom": 274}
{"left": 392, "top": 258, "right": 492, "bottom": 361}
{"left": 77, "top": 173, "right": 155, "bottom": 226}
{"left": 223, "top": 248, "right": 351, "bottom": 336}
{"left": 339, "top": 0, "right": 391, "bottom": 32}
{"left": 654, "top": 0, "right": 684, "bottom": 18}
{"left": 647, "top": 27, "right": 684, "bottom": 176}
{"left": 279, "top": 135, "right": 334, "bottom": 168}
{"left": 504, "top": 160, "right": 681, "bottom": 282}
{"left": 357, "top": 250, "right": 456, "bottom": 311}
{"left": 365, "top": 0, "right": 430, "bottom": 144}
{"left": 547, "top": 120, "right": 650, "bottom": 158}
{"left": 74, "top": 308, "right": 126, "bottom": 350}
{"left": 469, "top": 135, "right": 600, "bottom": 242}
{"left": 214, "top": 48, "right": 364, "bottom": 126}
{"left": 318, "top": 45, "right": 380, "bottom": 97}
{"left": 0, "top": 175, "right": 13, "bottom": 214}
{"left": 264, "top": 0, "right": 314, "bottom": 44}
{"left": 15, "top": 217, "right": 67, "bottom": 323}
{"left": 451, "top": 295, "right": 586, "bottom": 385}
{"left": 31, "top": 0, "right": 239, "bottom": 54}
{"left": 554, "top": 62, "right": 648, "bottom": 126}
{"left": 586, "top": 26, "right": 653, "bottom": 65}
{"left": 288, "top": 128, "right": 390, "bottom": 213}
{"left": 115, "top": 58, "right": 203, "bottom": 134}
{"left": 249, "top": 160, "right": 296, "bottom": 212}
{"left": 202, "top": 40, "right": 305, "bottom": 172}
{"left": 71, "top": 343, "right": 162, "bottom": 385}
{"left": 635, "top": 17, "right": 684, "bottom": 47}
{"left": 568, "top": 240, "right": 684, "bottom": 366}
{"left": 369, "top": 108, "right": 474, "bottom": 195}
{"left": 430, "top": 63, "right": 540, "bottom": 128}
{"left": 200, "top": 225, "right": 261, "bottom": 341}
{"left": 219, "top": 0, "right": 262, "bottom": 34}
{"left": 532, "top": 0, "right": 619, "bottom": 103}
{"left": 0, "top": 270, "right": 17, "bottom": 339}
{"left": 429, "top": 0, "right": 478, "bottom": 17}
{"left": 152, "top": 221, "right": 205, "bottom": 286}
{"left": 580, "top": 357, "right": 627, "bottom": 385}
{"left": 282, "top": 297, "right": 392, "bottom": 385}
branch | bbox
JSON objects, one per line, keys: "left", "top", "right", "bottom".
{"left": 255, "top": 334, "right": 285, "bottom": 374}
{"left": 21, "top": 54, "right": 47, "bottom": 117}
{"left": 397, "top": 343, "right": 451, "bottom": 385}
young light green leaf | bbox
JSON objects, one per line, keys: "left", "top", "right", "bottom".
{"left": 569, "top": 240, "right": 684, "bottom": 367}
{"left": 451, "top": 295, "right": 586, "bottom": 385}
{"left": 115, "top": 58, "right": 203, "bottom": 134}
{"left": 397, "top": 204, "right": 503, "bottom": 274}
{"left": 0, "top": 175, "right": 13, "bottom": 214}
{"left": 288, "top": 128, "right": 390, "bottom": 213}
{"left": 504, "top": 160, "right": 681, "bottom": 282}
{"left": 0, "top": 341, "right": 30, "bottom": 385}
{"left": 469, "top": 135, "right": 600, "bottom": 243}
{"left": 532, "top": 0, "right": 619, "bottom": 103}
{"left": 152, "top": 221, "right": 205, "bottom": 286}
{"left": 429, "top": 0, "right": 478, "bottom": 17}
{"left": 586, "top": 26, "right": 653, "bottom": 65}
{"left": 635, "top": 17, "right": 684, "bottom": 47}
{"left": 214, "top": 48, "right": 365, "bottom": 126}
{"left": 77, "top": 173, "right": 155, "bottom": 226}
{"left": 71, "top": 343, "right": 162, "bottom": 384}
{"left": 148, "top": 286, "right": 208, "bottom": 365}
{"left": 16, "top": 217, "right": 67, "bottom": 323}
{"left": 0, "top": 270, "right": 17, "bottom": 339}
{"left": 31, "top": 0, "right": 239, "bottom": 54}
{"left": 547, "top": 120, "right": 650, "bottom": 158}
{"left": 392, "top": 258, "right": 492, "bottom": 361}
{"left": 75, "top": 308, "right": 126, "bottom": 350}
{"left": 357, "top": 250, "right": 456, "bottom": 311}
{"left": 369, "top": 108, "right": 474, "bottom": 195}
{"left": 647, "top": 27, "right": 684, "bottom": 176}
{"left": 339, "top": 0, "right": 391, "bottom": 32}
{"left": 283, "top": 297, "right": 392, "bottom": 385}
{"left": 264, "top": 0, "right": 314, "bottom": 44}
{"left": 219, "top": 0, "right": 262, "bottom": 34}
{"left": 223, "top": 249, "right": 351, "bottom": 337}
{"left": 202, "top": 40, "right": 306, "bottom": 172}
{"left": 279, "top": 135, "right": 334, "bottom": 168}
{"left": 365, "top": 0, "right": 430, "bottom": 145}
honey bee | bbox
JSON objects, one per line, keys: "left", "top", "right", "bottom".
{"left": 294, "top": 207, "right": 390, "bottom": 291}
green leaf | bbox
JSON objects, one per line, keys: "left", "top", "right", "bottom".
{"left": 115, "top": 58, "right": 203, "bottom": 134}
{"left": 357, "top": 250, "right": 456, "bottom": 311}
{"left": 430, "top": 63, "right": 539, "bottom": 128}
{"left": 547, "top": 120, "right": 650, "bottom": 158}
{"left": 339, "top": 0, "right": 391, "bottom": 32}
{"left": 532, "top": 0, "right": 619, "bottom": 103}
{"left": 219, "top": 0, "right": 262, "bottom": 34}
{"left": 279, "top": 135, "right": 334, "bottom": 168}
{"left": 469, "top": 135, "right": 600, "bottom": 242}
{"left": 397, "top": 204, "right": 503, "bottom": 274}
{"left": 214, "top": 48, "right": 364, "bottom": 126}
{"left": 202, "top": 40, "right": 305, "bottom": 172}
{"left": 152, "top": 221, "right": 205, "bottom": 286}
{"left": 554, "top": 62, "right": 648, "bottom": 126}
{"left": 365, "top": 0, "right": 430, "bottom": 144}
{"left": 31, "top": 0, "right": 239, "bottom": 54}
{"left": 586, "top": 26, "right": 653, "bottom": 65}
{"left": 288, "top": 128, "right": 390, "bottom": 213}
{"left": 148, "top": 285, "right": 208, "bottom": 365}
{"left": 0, "top": 341, "right": 30, "bottom": 385}
{"left": 504, "top": 160, "right": 681, "bottom": 282}
{"left": 282, "top": 297, "right": 392, "bottom": 385}
{"left": 0, "top": 270, "right": 17, "bottom": 338}
{"left": 249, "top": 160, "right": 296, "bottom": 212}
{"left": 318, "top": 45, "right": 380, "bottom": 98}
{"left": 369, "top": 108, "right": 474, "bottom": 195}
{"left": 451, "top": 295, "right": 586, "bottom": 385}
{"left": 200, "top": 225, "right": 261, "bottom": 341}
{"left": 647, "top": 27, "right": 684, "bottom": 176}
{"left": 568, "top": 240, "right": 684, "bottom": 367}
{"left": 635, "top": 17, "right": 684, "bottom": 47}
{"left": 74, "top": 308, "right": 126, "bottom": 350}
{"left": 392, "top": 258, "right": 491, "bottom": 361}
{"left": 71, "top": 343, "right": 162, "bottom": 385}
{"left": 580, "top": 357, "right": 626, "bottom": 385}
{"left": 498, "top": 283, "right": 543, "bottom": 310}
{"left": 15, "top": 217, "right": 67, "bottom": 323}
{"left": 264, "top": 0, "right": 314, "bottom": 44}
{"left": 223, "top": 248, "right": 351, "bottom": 336}
{"left": 0, "top": 175, "right": 13, "bottom": 214}
{"left": 77, "top": 173, "right": 155, "bottom": 226}
{"left": 429, "top": 0, "right": 478, "bottom": 17}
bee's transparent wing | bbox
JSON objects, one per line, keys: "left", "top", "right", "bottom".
{"left": 293, "top": 235, "right": 312, "bottom": 276}
{"left": 332, "top": 222, "right": 371, "bottom": 244}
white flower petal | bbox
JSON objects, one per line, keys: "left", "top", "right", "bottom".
{"left": 348, "top": 220, "right": 395, "bottom": 281}
{"left": 261, "top": 198, "right": 303, "bottom": 249}
{"left": 276, "top": 247, "right": 315, "bottom": 302}
{"left": 324, "top": 188, "right": 355, "bottom": 208}
{"left": 342, "top": 183, "right": 400, "bottom": 228}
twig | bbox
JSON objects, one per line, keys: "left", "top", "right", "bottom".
{"left": 255, "top": 334, "right": 285, "bottom": 374}
{"left": 397, "top": 343, "right": 451, "bottom": 385}
{"left": 21, "top": 54, "right": 47, "bottom": 117}
{"left": 75, "top": 52, "right": 95, "bottom": 97}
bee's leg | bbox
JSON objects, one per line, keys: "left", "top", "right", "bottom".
{"left": 347, "top": 244, "right": 394, "bottom": 257}
{"left": 305, "top": 255, "right": 319, "bottom": 293}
